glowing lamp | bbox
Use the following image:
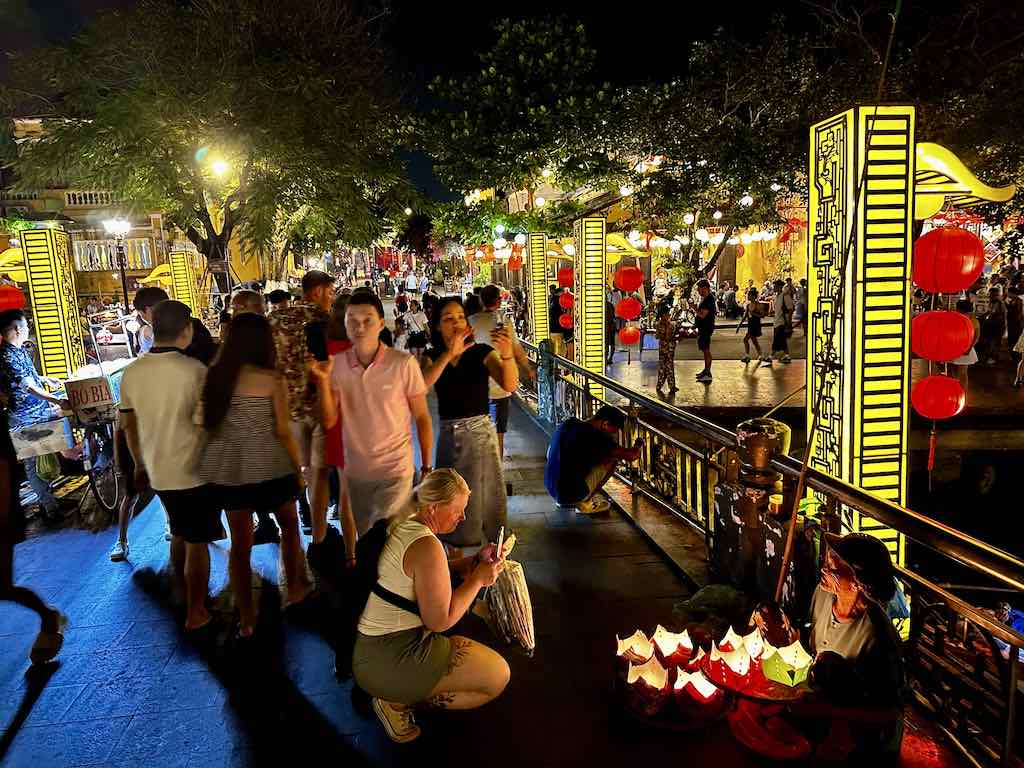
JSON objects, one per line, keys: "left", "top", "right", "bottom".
{"left": 102, "top": 218, "right": 131, "bottom": 238}
{"left": 513, "top": 233, "right": 527, "bottom": 246}
{"left": 0, "top": 285, "right": 27, "bottom": 311}
{"left": 674, "top": 670, "right": 723, "bottom": 704}
{"left": 761, "top": 640, "right": 812, "bottom": 687}
{"left": 718, "top": 626, "right": 745, "bottom": 653}
{"left": 710, "top": 645, "right": 752, "bottom": 688}
{"left": 740, "top": 233, "right": 753, "bottom": 245}
{"left": 742, "top": 628, "right": 766, "bottom": 660}
{"left": 680, "top": 236, "right": 691, "bottom": 246}
{"left": 683, "top": 212, "right": 695, "bottom": 225}
{"left": 911, "top": 310, "right": 975, "bottom": 362}
{"left": 911, "top": 375, "right": 966, "bottom": 420}
{"left": 404, "top": 207, "right": 413, "bottom": 216}
{"left": 474, "top": 249, "right": 484, "bottom": 260}
{"left": 727, "top": 236, "right": 740, "bottom": 245}
{"left": 711, "top": 233, "right": 725, "bottom": 245}
{"left": 770, "top": 183, "right": 782, "bottom": 192}
{"left": 494, "top": 224, "right": 505, "bottom": 234}
{"left": 751, "top": 231, "right": 764, "bottom": 242}
{"left": 534, "top": 196, "right": 546, "bottom": 207}
{"left": 619, "top": 185, "right": 634, "bottom": 197}
{"left": 557, "top": 313, "right": 573, "bottom": 330}
{"left": 541, "top": 168, "right": 552, "bottom": 178}
{"left": 625, "top": 656, "right": 670, "bottom": 716}
{"left": 913, "top": 227, "right": 985, "bottom": 294}
{"left": 712, "top": 211, "right": 723, "bottom": 220}
{"left": 627, "top": 230, "right": 642, "bottom": 243}
{"left": 615, "top": 297, "right": 642, "bottom": 321}
{"left": 563, "top": 243, "right": 576, "bottom": 256}
{"left": 558, "top": 292, "right": 574, "bottom": 310}
{"left": 652, "top": 625, "right": 693, "bottom": 667}
{"left": 557, "top": 267, "right": 574, "bottom": 288}
{"left": 493, "top": 237, "right": 508, "bottom": 249}
{"left": 616, "top": 629, "right": 654, "bottom": 663}
{"left": 618, "top": 326, "right": 641, "bottom": 345}
{"left": 669, "top": 240, "right": 681, "bottom": 252}
{"left": 739, "top": 194, "right": 754, "bottom": 207}
{"left": 613, "top": 265, "right": 644, "bottom": 293}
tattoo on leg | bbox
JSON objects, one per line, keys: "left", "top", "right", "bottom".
{"left": 425, "top": 692, "right": 456, "bottom": 709}
{"left": 446, "top": 637, "right": 470, "bottom": 675}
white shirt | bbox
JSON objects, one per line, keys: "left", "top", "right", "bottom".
{"left": 118, "top": 348, "right": 206, "bottom": 490}
{"left": 406, "top": 274, "right": 418, "bottom": 290}
{"left": 774, "top": 292, "right": 795, "bottom": 326}
{"left": 404, "top": 310, "right": 428, "bottom": 333}
{"left": 469, "top": 309, "right": 514, "bottom": 401}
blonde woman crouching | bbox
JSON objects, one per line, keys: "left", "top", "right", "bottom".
{"left": 353, "top": 468, "right": 511, "bottom": 743}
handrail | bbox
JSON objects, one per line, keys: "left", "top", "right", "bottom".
{"left": 521, "top": 340, "right": 1024, "bottom": 593}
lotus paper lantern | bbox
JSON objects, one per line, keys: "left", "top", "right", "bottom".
{"left": 710, "top": 645, "right": 751, "bottom": 688}
{"left": 742, "top": 628, "right": 766, "bottom": 660}
{"left": 718, "top": 626, "right": 745, "bottom": 652}
{"left": 761, "top": 640, "right": 812, "bottom": 687}
{"left": 652, "top": 625, "right": 693, "bottom": 667}
{"left": 625, "top": 656, "right": 670, "bottom": 716}
{"left": 674, "top": 669, "right": 723, "bottom": 705}
{"left": 616, "top": 630, "right": 654, "bottom": 664}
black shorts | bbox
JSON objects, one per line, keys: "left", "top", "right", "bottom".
{"left": 208, "top": 475, "right": 300, "bottom": 512}
{"left": 155, "top": 486, "right": 225, "bottom": 544}
{"left": 489, "top": 397, "right": 511, "bottom": 434}
{"left": 697, "top": 332, "right": 713, "bottom": 351}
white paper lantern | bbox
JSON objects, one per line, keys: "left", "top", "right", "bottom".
{"left": 683, "top": 212, "right": 695, "bottom": 225}
{"left": 514, "top": 233, "right": 527, "bottom": 246}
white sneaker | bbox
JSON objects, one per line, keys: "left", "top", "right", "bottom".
{"left": 109, "top": 540, "right": 129, "bottom": 562}
{"left": 373, "top": 698, "right": 421, "bottom": 743}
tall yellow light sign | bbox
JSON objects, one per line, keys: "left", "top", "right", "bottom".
{"left": 22, "top": 227, "right": 87, "bottom": 379}
{"left": 526, "top": 232, "right": 549, "bottom": 345}
{"left": 807, "top": 106, "right": 914, "bottom": 568}
{"left": 168, "top": 250, "right": 200, "bottom": 312}
{"left": 572, "top": 216, "right": 606, "bottom": 402}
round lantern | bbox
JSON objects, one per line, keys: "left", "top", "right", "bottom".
{"left": 0, "top": 285, "right": 26, "bottom": 312}
{"left": 911, "top": 375, "right": 965, "bottom": 420}
{"left": 911, "top": 310, "right": 975, "bottom": 362}
{"left": 615, "top": 296, "right": 643, "bottom": 321}
{"left": 507, "top": 255, "right": 523, "bottom": 271}
{"left": 558, "top": 291, "right": 574, "bottom": 310}
{"left": 558, "top": 313, "right": 573, "bottom": 330}
{"left": 614, "top": 265, "right": 644, "bottom": 293}
{"left": 913, "top": 227, "right": 985, "bottom": 294}
{"left": 482, "top": 245, "right": 495, "bottom": 263}
{"left": 557, "top": 267, "right": 574, "bottom": 288}
{"left": 619, "top": 326, "right": 641, "bottom": 345}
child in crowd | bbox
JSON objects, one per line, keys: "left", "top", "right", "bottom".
{"left": 740, "top": 288, "right": 767, "bottom": 364}
{"left": 655, "top": 303, "right": 678, "bottom": 394}
{"left": 393, "top": 317, "right": 409, "bottom": 351}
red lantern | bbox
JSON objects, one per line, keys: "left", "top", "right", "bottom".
{"left": 614, "top": 265, "right": 644, "bottom": 293}
{"left": 558, "top": 313, "right": 573, "bottom": 330}
{"left": 557, "top": 267, "right": 574, "bottom": 288}
{"left": 0, "top": 285, "right": 26, "bottom": 312}
{"left": 911, "top": 310, "right": 975, "bottom": 362}
{"left": 615, "top": 296, "right": 643, "bottom": 321}
{"left": 913, "top": 227, "right": 985, "bottom": 294}
{"left": 507, "top": 254, "right": 523, "bottom": 271}
{"left": 558, "top": 292, "right": 574, "bottom": 310}
{"left": 619, "top": 326, "right": 641, "bottom": 345}
{"left": 911, "top": 375, "right": 965, "bottom": 420}
{"left": 482, "top": 245, "right": 495, "bottom": 263}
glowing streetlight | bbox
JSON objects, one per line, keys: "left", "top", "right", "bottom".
{"left": 712, "top": 210, "right": 723, "bottom": 220}
{"left": 404, "top": 207, "right": 413, "bottom": 216}
{"left": 211, "top": 159, "right": 229, "bottom": 177}
{"left": 103, "top": 217, "right": 132, "bottom": 308}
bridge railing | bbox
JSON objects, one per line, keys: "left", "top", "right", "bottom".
{"left": 518, "top": 339, "right": 1024, "bottom": 766}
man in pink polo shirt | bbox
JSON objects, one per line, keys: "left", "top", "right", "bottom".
{"left": 310, "top": 290, "right": 432, "bottom": 535}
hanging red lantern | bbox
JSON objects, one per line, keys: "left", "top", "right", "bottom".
{"left": 557, "top": 267, "right": 574, "bottom": 288}
{"left": 615, "top": 296, "right": 643, "bottom": 321}
{"left": 0, "top": 285, "right": 26, "bottom": 312}
{"left": 911, "top": 311, "right": 975, "bottom": 362}
{"left": 482, "top": 245, "right": 495, "bottom": 263}
{"left": 558, "top": 313, "right": 573, "bottom": 330}
{"left": 558, "top": 292, "right": 574, "bottom": 310}
{"left": 913, "top": 227, "right": 985, "bottom": 294}
{"left": 507, "top": 254, "right": 523, "bottom": 271}
{"left": 619, "top": 326, "right": 641, "bottom": 345}
{"left": 911, "top": 375, "right": 965, "bottom": 420}
{"left": 614, "top": 265, "right": 644, "bottom": 293}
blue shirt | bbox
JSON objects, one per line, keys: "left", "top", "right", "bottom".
{"left": 544, "top": 417, "right": 617, "bottom": 505}
{"left": 0, "top": 342, "right": 53, "bottom": 427}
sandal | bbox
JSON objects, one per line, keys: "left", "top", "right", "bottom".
{"left": 29, "top": 611, "right": 68, "bottom": 665}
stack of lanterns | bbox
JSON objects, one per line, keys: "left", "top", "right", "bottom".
{"left": 910, "top": 227, "right": 986, "bottom": 470}
{"left": 557, "top": 266, "right": 574, "bottom": 332}
{"left": 614, "top": 265, "right": 644, "bottom": 347}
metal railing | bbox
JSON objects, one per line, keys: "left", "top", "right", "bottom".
{"left": 519, "top": 338, "right": 1024, "bottom": 766}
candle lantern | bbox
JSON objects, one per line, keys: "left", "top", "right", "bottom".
{"left": 761, "top": 640, "right": 812, "bottom": 687}
{"left": 685, "top": 647, "right": 706, "bottom": 672}
{"left": 616, "top": 629, "right": 654, "bottom": 665}
{"left": 718, "top": 626, "right": 745, "bottom": 652}
{"left": 710, "top": 645, "right": 752, "bottom": 689}
{"left": 742, "top": 628, "right": 766, "bottom": 661}
{"left": 674, "top": 669, "right": 723, "bottom": 706}
{"left": 625, "top": 656, "right": 670, "bottom": 716}
{"left": 652, "top": 625, "right": 693, "bottom": 667}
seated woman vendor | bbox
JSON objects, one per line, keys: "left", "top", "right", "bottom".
{"left": 352, "top": 469, "right": 510, "bottom": 744}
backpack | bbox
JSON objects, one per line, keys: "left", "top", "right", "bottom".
{"left": 306, "top": 519, "right": 421, "bottom": 679}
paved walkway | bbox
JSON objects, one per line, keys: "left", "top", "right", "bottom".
{"left": 2, "top": 406, "right": 773, "bottom": 768}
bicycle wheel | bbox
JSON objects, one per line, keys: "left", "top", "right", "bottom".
{"left": 85, "top": 424, "right": 124, "bottom": 514}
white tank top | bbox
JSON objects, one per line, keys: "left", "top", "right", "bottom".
{"left": 357, "top": 518, "right": 435, "bottom": 636}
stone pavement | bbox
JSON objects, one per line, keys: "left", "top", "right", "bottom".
{"left": 0, "top": 405, "right": 770, "bottom": 768}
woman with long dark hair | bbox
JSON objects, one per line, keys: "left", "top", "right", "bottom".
{"left": 200, "top": 313, "right": 313, "bottom": 637}
{"left": 422, "top": 297, "right": 517, "bottom": 552}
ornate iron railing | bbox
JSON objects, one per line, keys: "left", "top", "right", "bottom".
{"left": 519, "top": 339, "right": 1024, "bottom": 766}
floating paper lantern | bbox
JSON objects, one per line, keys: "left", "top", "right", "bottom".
{"left": 718, "top": 626, "right": 744, "bottom": 652}
{"left": 558, "top": 291, "right": 574, "bottom": 310}
{"left": 761, "top": 640, "right": 812, "bottom": 687}
{"left": 557, "top": 267, "right": 574, "bottom": 288}
{"left": 652, "top": 625, "right": 693, "bottom": 667}
{"left": 742, "top": 628, "right": 765, "bottom": 660}
{"left": 618, "top": 326, "right": 641, "bottom": 346}
{"left": 674, "top": 669, "right": 723, "bottom": 704}
{"left": 615, "top": 296, "right": 642, "bottom": 321}
{"left": 557, "top": 313, "right": 573, "bottom": 330}
{"left": 616, "top": 629, "right": 654, "bottom": 664}
{"left": 710, "top": 645, "right": 752, "bottom": 690}
{"left": 625, "top": 656, "right": 670, "bottom": 716}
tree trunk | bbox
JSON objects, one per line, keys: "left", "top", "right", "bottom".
{"left": 702, "top": 224, "right": 736, "bottom": 276}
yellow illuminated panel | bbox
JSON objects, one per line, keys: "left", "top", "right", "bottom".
{"left": 168, "top": 250, "right": 199, "bottom": 312}
{"left": 808, "top": 106, "right": 913, "bottom": 569}
{"left": 22, "top": 227, "right": 87, "bottom": 379}
{"left": 572, "top": 217, "right": 606, "bottom": 401}
{"left": 526, "top": 232, "right": 549, "bottom": 345}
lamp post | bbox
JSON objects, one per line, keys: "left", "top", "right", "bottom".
{"left": 103, "top": 217, "right": 132, "bottom": 310}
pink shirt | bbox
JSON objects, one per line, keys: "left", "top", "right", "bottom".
{"left": 330, "top": 344, "right": 426, "bottom": 481}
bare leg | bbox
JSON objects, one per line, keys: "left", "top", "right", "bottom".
{"left": 183, "top": 542, "right": 211, "bottom": 630}
{"left": 752, "top": 338, "right": 762, "bottom": 358}
{"left": 497, "top": 432, "right": 505, "bottom": 458}
{"left": 0, "top": 542, "right": 59, "bottom": 631}
{"left": 273, "top": 501, "right": 314, "bottom": 605}
{"left": 225, "top": 509, "right": 255, "bottom": 635}
{"left": 309, "top": 466, "right": 330, "bottom": 544}
{"left": 169, "top": 534, "right": 186, "bottom": 600}
{"left": 423, "top": 636, "right": 510, "bottom": 710}
{"left": 704, "top": 348, "right": 712, "bottom": 373}
{"left": 116, "top": 493, "right": 137, "bottom": 546}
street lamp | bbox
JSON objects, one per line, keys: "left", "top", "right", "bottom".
{"left": 103, "top": 217, "right": 132, "bottom": 309}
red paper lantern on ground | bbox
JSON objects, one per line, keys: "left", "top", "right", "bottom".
{"left": 615, "top": 296, "right": 642, "bottom": 321}
{"left": 614, "top": 265, "right": 644, "bottom": 293}
{"left": 0, "top": 285, "right": 26, "bottom": 311}
{"left": 619, "top": 326, "right": 641, "bottom": 345}
{"left": 558, "top": 313, "right": 573, "bottom": 330}
{"left": 913, "top": 228, "right": 985, "bottom": 294}
{"left": 912, "top": 310, "right": 975, "bottom": 362}
{"left": 557, "top": 267, "right": 574, "bottom": 288}
{"left": 911, "top": 375, "right": 966, "bottom": 420}
{"left": 558, "top": 292, "right": 574, "bottom": 310}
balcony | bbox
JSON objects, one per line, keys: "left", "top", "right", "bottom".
{"left": 64, "top": 190, "right": 119, "bottom": 208}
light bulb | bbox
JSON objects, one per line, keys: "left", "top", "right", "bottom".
{"left": 563, "top": 243, "right": 576, "bottom": 256}
{"left": 514, "top": 233, "right": 527, "bottom": 246}
{"left": 713, "top": 210, "right": 723, "bottom": 220}
{"left": 534, "top": 196, "right": 546, "bottom": 207}
{"left": 695, "top": 229, "right": 710, "bottom": 242}
{"left": 619, "top": 185, "right": 634, "bottom": 197}
{"left": 493, "top": 238, "right": 508, "bottom": 249}
{"left": 770, "top": 183, "right": 782, "bottom": 192}
{"left": 683, "top": 213, "right": 695, "bottom": 225}
{"left": 495, "top": 224, "right": 505, "bottom": 234}
{"left": 739, "top": 194, "right": 754, "bottom": 207}
{"left": 404, "top": 207, "right": 413, "bottom": 216}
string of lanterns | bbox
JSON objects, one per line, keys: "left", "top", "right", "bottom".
{"left": 613, "top": 265, "right": 644, "bottom": 346}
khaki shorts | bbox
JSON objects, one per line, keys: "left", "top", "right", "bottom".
{"left": 289, "top": 417, "right": 326, "bottom": 469}
{"left": 353, "top": 627, "right": 451, "bottom": 705}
